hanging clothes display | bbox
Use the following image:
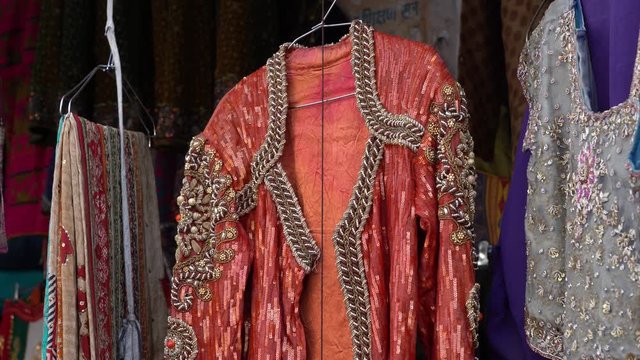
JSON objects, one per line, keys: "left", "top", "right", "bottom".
{"left": 484, "top": 110, "right": 546, "bottom": 360}
{"left": 163, "top": 21, "right": 478, "bottom": 360}
{"left": 336, "top": 0, "right": 462, "bottom": 77}
{"left": 518, "top": 0, "right": 640, "bottom": 357}
{"left": 0, "top": 123, "right": 6, "bottom": 253}
{"left": 43, "top": 114, "right": 167, "bottom": 359}
{"left": 151, "top": 0, "right": 215, "bottom": 146}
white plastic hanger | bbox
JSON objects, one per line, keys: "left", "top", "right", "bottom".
{"left": 103, "top": 1, "right": 141, "bottom": 358}
{"left": 288, "top": 0, "right": 356, "bottom": 109}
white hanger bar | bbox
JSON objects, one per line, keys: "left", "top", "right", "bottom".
{"left": 105, "top": 0, "right": 141, "bottom": 358}
{"left": 289, "top": 91, "right": 355, "bottom": 109}
{"left": 322, "top": 22, "right": 352, "bottom": 28}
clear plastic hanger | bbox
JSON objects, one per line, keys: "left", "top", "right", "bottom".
{"left": 288, "top": 0, "right": 356, "bottom": 109}
{"left": 58, "top": 54, "right": 156, "bottom": 146}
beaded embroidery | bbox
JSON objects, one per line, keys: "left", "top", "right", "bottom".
{"left": 169, "top": 19, "right": 477, "bottom": 360}
{"left": 170, "top": 136, "right": 239, "bottom": 312}
{"left": 164, "top": 317, "right": 198, "bottom": 360}
{"left": 466, "top": 283, "right": 481, "bottom": 349}
{"left": 433, "top": 83, "right": 476, "bottom": 245}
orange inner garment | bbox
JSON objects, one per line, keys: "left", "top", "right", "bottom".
{"left": 281, "top": 38, "right": 367, "bottom": 358}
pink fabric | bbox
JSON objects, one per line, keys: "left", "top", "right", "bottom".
{"left": 0, "top": 0, "right": 53, "bottom": 240}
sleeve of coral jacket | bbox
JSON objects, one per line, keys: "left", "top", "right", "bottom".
{"left": 415, "top": 81, "right": 478, "bottom": 359}
{"left": 164, "top": 135, "right": 253, "bottom": 360}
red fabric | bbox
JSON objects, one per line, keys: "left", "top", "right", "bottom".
{"left": 82, "top": 116, "right": 113, "bottom": 359}
{"left": 0, "top": 298, "right": 44, "bottom": 359}
{"left": 0, "top": 0, "right": 53, "bottom": 239}
{"left": 170, "top": 31, "right": 476, "bottom": 359}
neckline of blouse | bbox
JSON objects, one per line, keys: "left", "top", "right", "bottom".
{"left": 568, "top": 7, "right": 640, "bottom": 120}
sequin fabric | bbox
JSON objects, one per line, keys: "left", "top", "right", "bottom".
{"left": 166, "top": 21, "right": 477, "bottom": 360}
{"left": 520, "top": 0, "right": 640, "bottom": 358}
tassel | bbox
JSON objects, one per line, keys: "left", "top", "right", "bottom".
{"left": 118, "top": 314, "right": 142, "bottom": 360}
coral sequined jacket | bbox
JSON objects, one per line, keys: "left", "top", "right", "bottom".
{"left": 164, "top": 21, "right": 479, "bottom": 360}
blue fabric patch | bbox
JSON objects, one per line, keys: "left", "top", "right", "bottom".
{"left": 630, "top": 112, "right": 640, "bottom": 171}
{"left": 573, "top": 0, "right": 599, "bottom": 110}
{"left": 574, "top": 0, "right": 585, "bottom": 30}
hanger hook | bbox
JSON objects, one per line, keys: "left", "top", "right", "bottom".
{"left": 323, "top": 0, "right": 338, "bottom": 21}
{"left": 106, "top": 53, "right": 114, "bottom": 70}
{"left": 287, "top": 0, "right": 343, "bottom": 49}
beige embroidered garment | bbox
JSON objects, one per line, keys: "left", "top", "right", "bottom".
{"left": 520, "top": 0, "right": 640, "bottom": 358}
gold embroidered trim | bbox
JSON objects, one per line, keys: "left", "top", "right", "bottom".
{"left": 433, "top": 83, "right": 476, "bottom": 246}
{"left": 171, "top": 136, "right": 239, "bottom": 312}
{"left": 350, "top": 21, "right": 424, "bottom": 151}
{"left": 466, "top": 283, "right": 481, "bottom": 349}
{"left": 524, "top": 311, "right": 563, "bottom": 360}
{"left": 331, "top": 137, "right": 382, "bottom": 359}
{"left": 164, "top": 317, "right": 198, "bottom": 360}
{"left": 264, "top": 164, "right": 320, "bottom": 272}
{"left": 424, "top": 147, "right": 437, "bottom": 163}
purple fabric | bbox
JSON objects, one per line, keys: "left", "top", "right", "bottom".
{"left": 486, "top": 0, "right": 640, "bottom": 358}
{"left": 486, "top": 110, "right": 541, "bottom": 360}
{"left": 582, "top": 0, "right": 640, "bottom": 110}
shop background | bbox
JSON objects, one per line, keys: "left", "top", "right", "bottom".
{"left": 0, "top": 0, "right": 538, "bottom": 358}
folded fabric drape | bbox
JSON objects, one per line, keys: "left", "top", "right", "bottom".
{"left": 42, "top": 114, "right": 166, "bottom": 359}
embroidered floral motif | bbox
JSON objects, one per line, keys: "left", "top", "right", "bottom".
{"left": 424, "top": 147, "right": 437, "bottom": 163}
{"left": 525, "top": 312, "right": 564, "bottom": 360}
{"left": 566, "top": 140, "right": 608, "bottom": 240}
{"left": 466, "top": 283, "right": 481, "bottom": 349}
{"left": 171, "top": 136, "right": 238, "bottom": 312}
{"left": 164, "top": 317, "right": 198, "bottom": 360}
{"left": 433, "top": 83, "right": 476, "bottom": 246}
{"left": 574, "top": 143, "right": 599, "bottom": 203}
